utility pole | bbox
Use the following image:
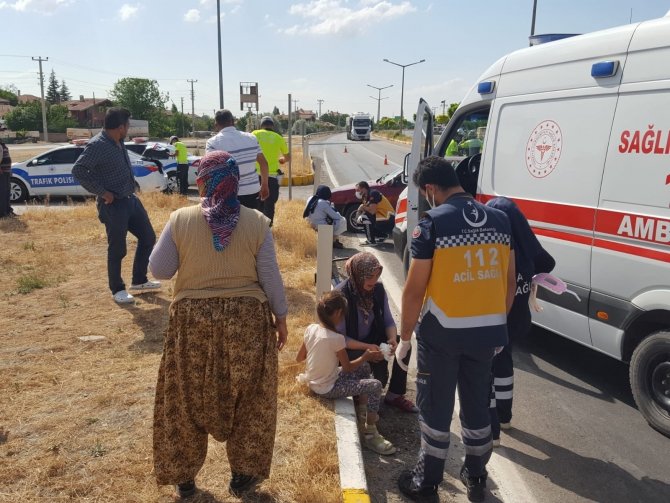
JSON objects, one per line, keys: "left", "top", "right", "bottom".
{"left": 180, "top": 97, "right": 185, "bottom": 137}
{"left": 293, "top": 99, "right": 299, "bottom": 116}
{"left": 367, "top": 84, "right": 393, "bottom": 123}
{"left": 440, "top": 99, "right": 446, "bottom": 116}
{"left": 287, "top": 93, "right": 292, "bottom": 200}
{"left": 216, "top": 0, "right": 224, "bottom": 108}
{"left": 188, "top": 79, "right": 197, "bottom": 136}
{"left": 32, "top": 56, "right": 49, "bottom": 142}
{"left": 317, "top": 99, "right": 324, "bottom": 119}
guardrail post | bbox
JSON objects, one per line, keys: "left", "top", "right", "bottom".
{"left": 316, "top": 224, "right": 334, "bottom": 299}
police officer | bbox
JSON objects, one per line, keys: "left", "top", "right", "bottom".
{"left": 395, "top": 156, "right": 516, "bottom": 502}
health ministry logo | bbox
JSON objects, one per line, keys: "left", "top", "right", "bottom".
{"left": 526, "top": 120, "right": 563, "bottom": 178}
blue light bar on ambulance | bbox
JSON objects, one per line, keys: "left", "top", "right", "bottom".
{"left": 591, "top": 60, "right": 619, "bottom": 78}
{"left": 477, "top": 81, "right": 495, "bottom": 94}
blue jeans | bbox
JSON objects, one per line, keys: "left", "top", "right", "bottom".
{"left": 97, "top": 195, "right": 156, "bottom": 294}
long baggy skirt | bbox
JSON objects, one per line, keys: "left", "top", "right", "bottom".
{"left": 153, "top": 296, "right": 278, "bottom": 485}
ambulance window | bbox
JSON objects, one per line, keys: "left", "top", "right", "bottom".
{"left": 440, "top": 109, "right": 489, "bottom": 162}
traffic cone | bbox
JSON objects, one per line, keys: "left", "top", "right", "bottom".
{"left": 384, "top": 155, "right": 388, "bottom": 165}
{"left": 344, "top": 146, "right": 348, "bottom": 153}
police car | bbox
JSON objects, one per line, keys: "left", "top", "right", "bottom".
{"left": 125, "top": 139, "right": 201, "bottom": 193}
{"left": 9, "top": 143, "right": 167, "bottom": 202}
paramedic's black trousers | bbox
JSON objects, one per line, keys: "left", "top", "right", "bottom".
{"left": 412, "top": 314, "right": 495, "bottom": 488}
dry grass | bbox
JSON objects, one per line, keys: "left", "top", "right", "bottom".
{"left": 0, "top": 195, "right": 340, "bottom": 502}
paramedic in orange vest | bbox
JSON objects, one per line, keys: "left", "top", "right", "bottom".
{"left": 396, "top": 156, "right": 516, "bottom": 502}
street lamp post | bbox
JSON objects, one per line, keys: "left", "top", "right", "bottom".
{"left": 216, "top": 0, "right": 224, "bottom": 108}
{"left": 383, "top": 58, "right": 425, "bottom": 136}
{"left": 367, "top": 83, "right": 393, "bottom": 124}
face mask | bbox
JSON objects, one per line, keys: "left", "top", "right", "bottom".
{"left": 425, "top": 187, "right": 436, "bottom": 209}
{"left": 355, "top": 191, "right": 362, "bottom": 200}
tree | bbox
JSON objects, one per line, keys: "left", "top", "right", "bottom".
{"left": 5, "top": 101, "right": 43, "bottom": 131}
{"left": 0, "top": 88, "right": 18, "bottom": 106}
{"left": 47, "top": 104, "right": 77, "bottom": 133}
{"left": 109, "top": 78, "right": 168, "bottom": 121}
{"left": 59, "top": 80, "right": 71, "bottom": 102}
{"left": 46, "top": 70, "right": 60, "bottom": 104}
{"left": 272, "top": 106, "right": 280, "bottom": 116}
{"left": 320, "top": 112, "right": 348, "bottom": 127}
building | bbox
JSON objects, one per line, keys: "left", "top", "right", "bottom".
{"left": 62, "top": 97, "right": 112, "bottom": 128}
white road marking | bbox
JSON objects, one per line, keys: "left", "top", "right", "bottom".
{"left": 322, "top": 148, "right": 342, "bottom": 187}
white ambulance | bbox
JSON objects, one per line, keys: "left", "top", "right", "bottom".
{"left": 394, "top": 14, "right": 670, "bottom": 435}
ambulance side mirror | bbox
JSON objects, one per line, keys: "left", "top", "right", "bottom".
{"left": 402, "top": 153, "right": 409, "bottom": 184}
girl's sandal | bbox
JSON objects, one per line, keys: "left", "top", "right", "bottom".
{"left": 364, "top": 429, "right": 397, "bottom": 455}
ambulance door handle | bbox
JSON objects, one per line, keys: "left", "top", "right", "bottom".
{"left": 591, "top": 60, "right": 619, "bottom": 78}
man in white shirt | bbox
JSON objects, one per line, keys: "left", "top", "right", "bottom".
{"left": 206, "top": 109, "right": 270, "bottom": 209}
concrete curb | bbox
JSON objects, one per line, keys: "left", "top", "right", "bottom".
{"left": 334, "top": 397, "right": 371, "bottom": 503}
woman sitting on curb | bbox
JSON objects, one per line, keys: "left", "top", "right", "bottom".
{"left": 297, "top": 290, "right": 396, "bottom": 455}
{"left": 337, "top": 252, "right": 418, "bottom": 413}
{"left": 303, "top": 185, "right": 347, "bottom": 248}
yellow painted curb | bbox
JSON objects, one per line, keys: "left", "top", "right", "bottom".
{"left": 279, "top": 173, "right": 314, "bottom": 186}
{"left": 342, "top": 488, "right": 370, "bottom": 503}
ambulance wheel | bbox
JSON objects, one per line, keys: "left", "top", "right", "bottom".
{"left": 345, "top": 205, "right": 364, "bottom": 233}
{"left": 10, "top": 178, "right": 27, "bottom": 203}
{"left": 630, "top": 331, "right": 670, "bottom": 437}
{"left": 165, "top": 173, "right": 178, "bottom": 194}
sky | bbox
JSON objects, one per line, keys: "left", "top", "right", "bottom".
{"left": 2, "top": 0, "right": 669, "bottom": 120}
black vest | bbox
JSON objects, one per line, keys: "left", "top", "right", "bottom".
{"left": 341, "top": 280, "right": 387, "bottom": 359}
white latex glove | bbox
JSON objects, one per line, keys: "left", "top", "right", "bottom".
{"left": 395, "top": 339, "right": 411, "bottom": 371}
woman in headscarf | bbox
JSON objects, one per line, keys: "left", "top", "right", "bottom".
{"left": 336, "top": 252, "right": 418, "bottom": 415}
{"left": 303, "top": 184, "right": 347, "bottom": 248}
{"left": 149, "top": 150, "right": 288, "bottom": 499}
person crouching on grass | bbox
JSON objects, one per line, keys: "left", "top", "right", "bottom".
{"left": 296, "top": 290, "right": 397, "bottom": 455}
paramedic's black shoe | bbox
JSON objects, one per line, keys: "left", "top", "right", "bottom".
{"left": 333, "top": 239, "right": 344, "bottom": 249}
{"left": 397, "top": 470, "right": 439, "bottom": 502}
{"left": 176, "top": 480, "right": 196, "bottom": 498}
{"left": 460, "top": 467, "right": 487, "bottom": 502}
{"left": 229, "top": 472, "right": 260, "bottom": 496}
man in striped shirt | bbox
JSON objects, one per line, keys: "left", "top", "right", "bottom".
{"left": 206, "top": 110, "right": 269, "bottom": 209}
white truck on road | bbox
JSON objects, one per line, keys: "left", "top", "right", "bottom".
{"left": 346, "top": 113, "right": 373, "bottom": 141}
{"left": 395, "top": 13, "right": 670, "bottom": 436}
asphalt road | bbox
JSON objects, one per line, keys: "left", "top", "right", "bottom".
{"left": 318, "top": 133, "right": 670, "bottom": 503}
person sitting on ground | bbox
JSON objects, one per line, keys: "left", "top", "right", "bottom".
{"left": 303, "top": 185, "right": 347, "bottom": 249}
{"left": 354, "top": 181, "right": 395, "bottom": 246}
{"left": 297, "top": 290, "right": 396, "bottom": 455}
{"left": 149, "top": 150, "right": 288, "bottom": 499}
{"left": 337, "top": 252, "right": 418, "bottom": 414}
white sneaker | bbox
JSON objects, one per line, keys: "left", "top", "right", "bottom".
{"left": 129, "top": 280, "right": 161, "bottom": 292}
{"left": 500, "top": 421, "right": 512, "bottom": 430}
{"left": 492, "top": 438, "right": 501, "bottom": 448}
{"left": 113, "top": 290, "right": 135, "bottom": 304}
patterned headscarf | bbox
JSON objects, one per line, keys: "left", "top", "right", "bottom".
{"left": 196, "top": 150, "right": 240, "bottom": 251}
{"left": 345, "top": 252, "right": 383, "bottom": 316}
